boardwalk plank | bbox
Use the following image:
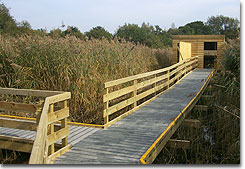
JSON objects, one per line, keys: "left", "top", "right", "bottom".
{"left": 54, "top": 69, "right": 211, "bottom": 164}
{"left": 0, "top": 69, "right": 212, "bottom": 164}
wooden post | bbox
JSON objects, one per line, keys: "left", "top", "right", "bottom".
{"left": 167, "top": 70, "right": 170, "bottom": 89}
{"left": 133, "top": 80, "right": 137, "bottom": 108}
{"left": 184, "top": 61, "right": 187, "bottom": 75}
{"left": 48, "top": 104, "right": 54, "bottom": 155}
{"left": 104, "top": 88, "right": 109, "bottom": 125}
{"left": 154, "top": 74, "right": 157, "bottom": 96}
{"left": 61, "top": 100, "right": 68, "bottom": 147}
{"left": 166, "top": 139, "right": 190, "bottom": 149}
{"left": 178, "top": 64, "right": 182, "bottom": 81}
{"left": 36, "top": 100, "right": 44, "bottom": 126}
{"left": 196, "top": 58, "right": 198, "bottom": 68}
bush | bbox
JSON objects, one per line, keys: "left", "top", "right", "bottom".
{"left": 154, "top": 48, "right": 172, "bottom": 68}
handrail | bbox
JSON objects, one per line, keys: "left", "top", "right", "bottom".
{"left": 29, "top": 92, "right": 71, "bottom": 164}
{"left": 29, "top": 98, "right": 49, "bottom": 164}
{"left": 0, "top": 87, "right": 71, "bottom": 164}
{"left": 103, "top": 56, "right": 199, "bottom": 127}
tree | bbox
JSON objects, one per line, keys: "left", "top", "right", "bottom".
{"left": 206, "top": 15, "right": 240, "bottom": 39}
{"left": 116, "top": 23, "right": 146, "bottom": 44}
{"left": 85, "top": 26, "right": 112, "bottom": 41}
{"left": 154, "top": 25, "right": 172, "bottom": 47}
{"left": 116, "top": 23, "right": 170, "bottom": 48}
{"left": 17, "top": 20, "right": 32, "bottom": 34}
{"left": 63, "top": 26, "right": 84, "bottom": 39}
{"left": 0, "top": 3, "right": 18, "bottom": 35}
{"left": 178, "top": 21, "right": 210, "bottom": 35}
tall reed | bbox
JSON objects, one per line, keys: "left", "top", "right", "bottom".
{"left": 0, "top": 35, "right": 171, "bottom": 123}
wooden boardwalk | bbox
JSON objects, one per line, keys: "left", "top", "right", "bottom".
{"left": 51, "top": 68, "right": 212, "bottom": 164}
{"left": 0, "top": 123, "right": 99, "bottom": 146}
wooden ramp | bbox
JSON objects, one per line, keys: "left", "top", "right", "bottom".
{"left": 53, "top": 69, "right": 212, "bottom": 164}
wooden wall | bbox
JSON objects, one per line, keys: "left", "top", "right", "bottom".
{"left": 172, "top": 35, "right": 225, "bottom": 68}
{"left": 179, "top": 42, "right": 192, "bottom": 61}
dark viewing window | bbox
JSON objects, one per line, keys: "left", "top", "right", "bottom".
{"left": 204, "top": 42, "right": 217, "bottom": 50}
{"left": 204, "top": 55, "right": 216, "bottom": 68}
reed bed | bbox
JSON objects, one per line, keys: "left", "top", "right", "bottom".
{"left": 0, "top": 34, "right": 171, "bottom": 124}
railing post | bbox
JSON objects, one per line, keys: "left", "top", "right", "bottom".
{"left": 133, "top": 80, "right": 137, "bottom": 108}
{"left": 36, "top": 100, "right": 44, "bottom": 126}
{"left": 154, "top": 74, "right": 157, "bottom": 96}
{"left": 184, "top": 60, "right": 187, "bottom": 75}
{"left": 61, "top": 100, "right": 68, "bottom": 147}
{"left": 104, "top": 88, "right": 109, "bottom": 125}
{"left": 167, "top": 70, "right": 170, "bottom": 89}
{"left": 196, "top": 57, "right": 198, "bottom": 68}
{"left": 48, "top": 104, "right": 54, "bottom": 155}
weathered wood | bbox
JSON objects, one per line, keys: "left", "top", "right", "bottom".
{"left": 104, "top": 67, "right": 170, "bottom": 88}
{"left": 103, "top": 88, "right": 109, "bottom": 124}
{"left": 133, "top": 80, "right": 137, "bottom": 108}
{"left": 36, "top": 100, "right": 44, "bottom": 125}
{"left": 166, "top": 139, "right": 190, "bottom": 149}
{"left": 104, "top": 97, "right": 134, "bottom": 117}
{"left": 61, "top": 100, "right": 68, "bottom": 147}
{"left": 29, "top": 99, "right": 49, "bottom": 164}
{"left": 193, "top": 105, "right": 208, "bottom": 112}
{"left": 0, "top": 135, "right": 33, "bottom": 153}
{"left": 47, "top": 127, "right": 69, "bottom": 146}
{"left": 104, "top": 84, "right": 170, "bottom": 128}
{"left": 0, "top": 101, "right": 41, "bottom": 113}
{"left": 0, "top": 118, "right": 37, "bottom": 131}
{"left": 0, "top": 87, "right": 63, "bottom": 97}
{"left": 103, "top": 56, "right": 198, "bottom": 125}
{"left": 48, "top": 104, "right": 55, "bottom": 155}
{"left": 136, "top": 73, "right": 168, "bottom": 90}
{"left": 167, "top": 70, "right": 170, "bottom": 88}
{"left": 103, "top": 85, "right": 134, "bottom": 102}
{"left": 47, "top": 107, "right": 69, "bottom": 125}
{"left": 204, "top": 50, "right": 217, "bottom": 55}
{"left": 138, "top": 82, "right": 168, "bottom": 101}
{"left": 172, "top": 35, "right": 225, "bottom": 68}
{"left": 47, "top": 144, "right": 72, "bottom": 164}
{"left": 47, "top": 92, "right": 71, "bottom": 105}
{"left": 182, "top": 119, "right": 202, "bottom": 128}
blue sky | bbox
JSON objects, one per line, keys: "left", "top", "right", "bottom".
{"left": 2, "top": 0, "right": 240, "bottom": 33}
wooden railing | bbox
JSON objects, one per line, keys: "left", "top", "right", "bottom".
{"left": 103, "top": 56, "right": 198, "bottom": 127}
{"left": 0, "top": 88, "right": 71, "bottom": 164}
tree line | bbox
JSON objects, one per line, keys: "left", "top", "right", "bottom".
{"left": 0, "top": 3, "right": 240, "bottom": 48}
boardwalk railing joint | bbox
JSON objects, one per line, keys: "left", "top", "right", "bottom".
{"left": 0, "top": 88, "right": 71, "bottom": 164}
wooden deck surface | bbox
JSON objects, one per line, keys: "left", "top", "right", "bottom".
{"left": 0, "top": 123, "right": 99, "bottom": 145}
{"left": 51, "top": 68, "right": 212, "bottom": 164}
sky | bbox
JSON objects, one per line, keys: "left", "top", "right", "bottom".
{"left": 1, "top": 0, "right": 240, "bottom": 33}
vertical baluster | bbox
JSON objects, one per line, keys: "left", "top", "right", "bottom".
{"left": 133, "top": 80, "right": 137, "bottom": 108}
{"left": 104, "top": 88, "right": 109, "bottom": 125}
{"left": 154, "top": 74, "right": 157, "bottom": 96}
{"left": 48, "top": 104, "right": 54, "bottom": 155}
{"left": 61, "top": 100, "right": 68, "bottom": 147}
{"left": 167, "top": 69, "right": 170, "bottom": 89}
